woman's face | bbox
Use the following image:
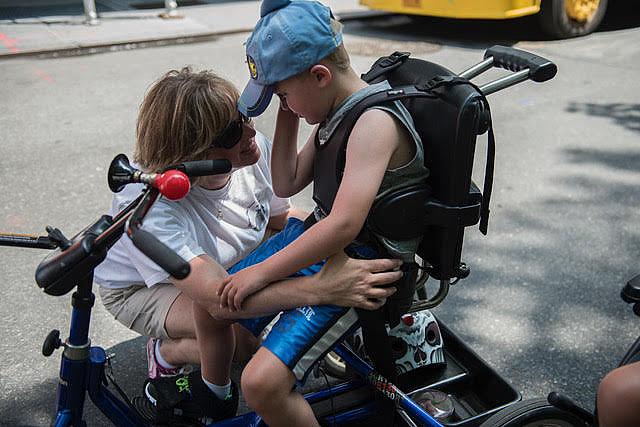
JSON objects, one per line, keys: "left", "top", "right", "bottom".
{"left": 197, "top": 113, "right": 260, "bottom": 190}
{"left": 208, "top": 113, "right": 261, "bottom": 168}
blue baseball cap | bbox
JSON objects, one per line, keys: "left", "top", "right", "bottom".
{"left": 238, "top": 0, "right": 343, "bottom": 117}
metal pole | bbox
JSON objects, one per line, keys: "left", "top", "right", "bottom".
{"left": 83, "top": 0, "right": 99, "bottom": 25}
{"left": 479, "top": 69, "right": 530, "bottom": 96}
{"left": 458, "top": 57, "right": 494, "bottom": 80}
{"left": 165, "top": 0, "right": 179, "bottom": 17}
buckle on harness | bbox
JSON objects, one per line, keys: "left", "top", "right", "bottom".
{"left": 379, "top": 51, "right": 410, "bottom": 68}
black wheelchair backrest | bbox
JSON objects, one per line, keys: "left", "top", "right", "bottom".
{"left": 363, "top": 52, "right": 493, "bottom": 281}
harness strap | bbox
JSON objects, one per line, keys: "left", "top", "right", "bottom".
{"left": 480, "top": 125, "right": 495, "bottom": 235}
{"left": 419, "top": 74, "right": 496, "bottom": 235}
{"left": 355, "top": 307, "right": 397, "bottom": 381}
{"left": 360, "top": 51, "right": 411, "bottom": 83}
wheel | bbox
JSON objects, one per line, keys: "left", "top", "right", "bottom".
{"left": 479, "top": 398, "right": 589, "bottom": 427}
{"left": 539, "top": 0, "right": 608, "bottom": 38}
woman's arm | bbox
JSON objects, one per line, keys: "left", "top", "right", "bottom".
{"left": 266, "top": 211, "right": 289, "bottom": 232}
{"left": 171, "top": 251, "right": 402, "bottom": 320}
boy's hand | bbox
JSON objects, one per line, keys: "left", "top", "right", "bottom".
{"left": 218, "top": 265, "right": 270, "bottom": 311}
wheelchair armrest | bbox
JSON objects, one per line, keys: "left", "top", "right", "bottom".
{"left": 368, "top": 182, "right": 482, "bottom": 241}
{"left": 368, "top": 185, "right": 431, "bottom": 240}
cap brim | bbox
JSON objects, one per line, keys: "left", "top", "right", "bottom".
{"left": 238, "top": 79, "right": 274, "bottom": 117}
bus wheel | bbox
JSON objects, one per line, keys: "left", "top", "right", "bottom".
{"left": 539, "top": 0, "right": 608, "bottom": 38}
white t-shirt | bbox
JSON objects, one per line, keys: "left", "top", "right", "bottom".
{"left": 94, "top": 132, "right": 289, "bottom": 289}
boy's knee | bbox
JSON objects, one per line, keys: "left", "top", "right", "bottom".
{"left": 241, "top": 354, "right": 293, "bottom": 410}
{"left": 241, "top": 364, "right": 278, "bottom": 409}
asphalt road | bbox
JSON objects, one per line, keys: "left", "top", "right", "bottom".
{"left": 1, "top": 4, "right": 639, "bottom": 426}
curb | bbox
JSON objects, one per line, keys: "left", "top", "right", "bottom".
{"left": 0, "top": 10, "right": 389, "bottom": 60}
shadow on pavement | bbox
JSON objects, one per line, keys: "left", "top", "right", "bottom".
{"left": 567, "top": 102, "right": 640, "bottom": 135}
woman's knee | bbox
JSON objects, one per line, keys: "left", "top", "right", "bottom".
{"left": 241, "top": 350, "right": 294, "bottom": 410}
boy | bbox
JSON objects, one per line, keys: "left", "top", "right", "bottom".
{"left": 214, "top": 0, "right": 426, "bottom": 424}
{"left": 224, "top": 0, "right": 427, "bottom": 311}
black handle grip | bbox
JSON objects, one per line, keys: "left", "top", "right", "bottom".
{"left": 175, "top": 159, "right": 232, "bottom": 177}
{"left": 129, "top": 229, "right": 190, "bottom": 279}
{"left": 485, "top": 45, "right": 557, "bottom": 82}
{"left": 35, "top": 240, "right": 91, "bottom": 293}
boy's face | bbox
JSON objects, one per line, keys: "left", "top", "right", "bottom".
{"left": 275, "top": 70, "right": 331, "bottom": 125}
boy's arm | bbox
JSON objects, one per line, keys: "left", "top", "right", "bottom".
{"left": 221, "top": 110, "right": 403, "bottom": 309}
{"left": 263, "top": 109, "right": 400, "bottom": 272}
{"left": 270, "top": 107, "right": 317, "bottom": 197}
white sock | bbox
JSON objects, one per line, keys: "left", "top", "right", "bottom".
{"left": 202, "top": 376, "right": 232, "bottom": 400}
{"left": 154, "top": 339, "right": 178, "bottom": 369}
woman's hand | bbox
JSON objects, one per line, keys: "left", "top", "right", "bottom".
{"left": 314, "top": 251, "right": 402, "bottom": 310}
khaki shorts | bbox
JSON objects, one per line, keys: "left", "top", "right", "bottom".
{"left": 98, "top": 283, "right": 181, "bottom": 340}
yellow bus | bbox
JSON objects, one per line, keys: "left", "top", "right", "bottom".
{"left": 358, "top": 0, "right": 608, "bottom": 38}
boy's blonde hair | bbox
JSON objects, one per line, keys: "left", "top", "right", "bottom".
{"left": 325, "top": 19, "right": 350, "bottom": 72}
{"left": 135, "top": 67, "right": 239, "bottom": 172}
{"left": 325, "top": 43, "right": 351, "bottom": 72}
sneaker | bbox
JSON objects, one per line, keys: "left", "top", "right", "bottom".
{"left": 141, "top": 370, "right": 239, "bottom": 424}
{"left": 146, "top": 338, "right": 183, "bottom": 379}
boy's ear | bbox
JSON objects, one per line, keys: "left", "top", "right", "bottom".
{"left": 309, "top": 64, "right": 332, "bottom": 88}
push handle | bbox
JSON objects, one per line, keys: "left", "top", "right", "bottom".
{"left": 162, "top": 159, "right": 232, "bottom": 177}
{"left": 181, "top": 159, "right": 232, "bottom": 177}
{"left": 129, "top": 228, "right": 190, "bottom": 280}
{"left": 485, "top": 45, "right": 557, "bottom": 82}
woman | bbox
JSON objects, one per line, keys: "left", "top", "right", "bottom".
{"left": 94, "top": 68, "right": 401, "bottom": 419}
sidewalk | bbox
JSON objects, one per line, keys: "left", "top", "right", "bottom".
{"left": 0, "top": 0, "right": 379, "bottom": 58}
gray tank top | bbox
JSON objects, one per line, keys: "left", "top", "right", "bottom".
{"left": 316, "top": 81, "right": 429, "bottom": 261}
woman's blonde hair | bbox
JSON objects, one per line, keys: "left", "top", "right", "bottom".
{"left": 134, "top": 67, "right": 239, "bottom": 171}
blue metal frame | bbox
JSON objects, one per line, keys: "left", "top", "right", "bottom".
{"left": 52, "top": 290, "right": 442, "bottom": 427}
{"left": 52, "top": 274, "right": 147, "bottom": 426}
{"left": 51, "top": 275, "right": 440, "bottom": 427}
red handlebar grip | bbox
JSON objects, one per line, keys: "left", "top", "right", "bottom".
{"left": 155, "top": 170, "right": 190, "bottom": 200}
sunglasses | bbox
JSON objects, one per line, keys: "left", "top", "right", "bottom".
{"left": 212, "top": 114, "right": 251, "bottom": 149}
